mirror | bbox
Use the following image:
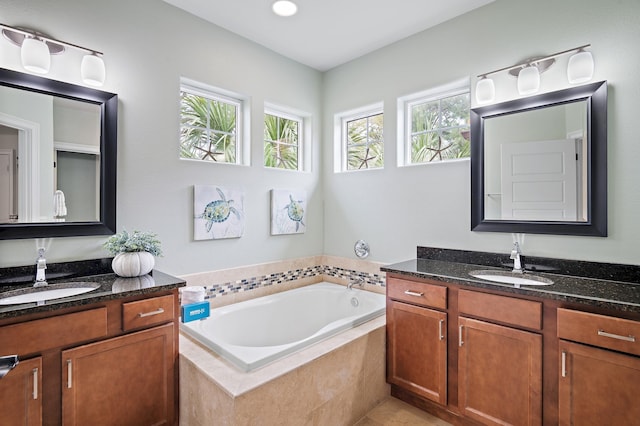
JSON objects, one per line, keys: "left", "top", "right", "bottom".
{"left": 471, "top": 81, "right": 607, "bottom": 236}
{"left": 0, "top": 67, "right": 117, "bottom": 240}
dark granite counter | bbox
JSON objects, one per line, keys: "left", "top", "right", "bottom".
{"left": 0, "top": 267, "right": 185, "bottom": 320}
{"left": 382, "top": 247, "right": 640, "bottom": 314}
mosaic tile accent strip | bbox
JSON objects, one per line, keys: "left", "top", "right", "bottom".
{"left": 201, "top": 265, "right": 385, "bottom": 299}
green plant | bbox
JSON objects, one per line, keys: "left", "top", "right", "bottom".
{"left": 103, "top": 229, "right": 162, "bottom": 257}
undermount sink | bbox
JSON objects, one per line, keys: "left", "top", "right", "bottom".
{"left": 0, "top": 282, "right": 101, "bottom": 306}
{"left": 469, "top": 270, "right": 554, "bottom": 286}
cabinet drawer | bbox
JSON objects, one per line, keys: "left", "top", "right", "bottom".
{"left": 0, "top": 308, "right": 107, "bottom": 355}
{"left": 122, "top": 295, "right": 175, "bottom": 331}
{"left": 459, "top": 289, "right": 542, "bottom": 330}
{"left": 387, "top": 277, "right": 447, "bottom": 310}
{"left": 558, "top": 308, "right": 640, "bottom": 356}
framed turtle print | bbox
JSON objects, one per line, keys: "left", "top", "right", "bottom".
{"left": 194, "top": 185, "right": 245, "bottom": 240}
{"left": 271, "top": 189, "right": 306, "bottom": 235}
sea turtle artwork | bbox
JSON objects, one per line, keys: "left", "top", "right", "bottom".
{"left": 271, "top": 189, "right": 307, "bottom": 235}
{"left": 285, "top": 194, "right": 305, "bottom": 231}
{"left": 194, "top": 185, "right": 245, "bottom": 240}
{"left": 199, "top": 187, "right": 241, "bottom": 232}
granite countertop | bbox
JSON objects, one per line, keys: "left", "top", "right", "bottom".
{"left": 0, "top": 269, "right": 185, "bottom": 320}
{"left": 382, "top": 257, "right": 640, "bottom": 314}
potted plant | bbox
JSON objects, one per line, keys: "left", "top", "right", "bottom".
{"left": 103, "top": 229, "right": 162, "bottom": 277}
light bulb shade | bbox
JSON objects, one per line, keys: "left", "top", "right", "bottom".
{"left": 21, "top": 38, "right": 51, "bottom": 74}
{"left": 475, "top": 78, "right": 495, "bottom": 104}
{"left": 517, "top": 66, "right": 540, "bottom": 95}
{"left": 272, "top": 0, "right": 298, "bottom": 16}
{"left": 567, "top": 50, "right": 594, "bottom": 84}
{"left": 81, "top": 54, "right": 106, "bottom": 86}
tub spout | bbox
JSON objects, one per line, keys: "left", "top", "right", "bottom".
{"left": 348, "top": 278, "right": 365, "bottom": 290}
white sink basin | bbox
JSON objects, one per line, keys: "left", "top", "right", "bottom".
{"left": 469, "top": 270, "right": 554, "bottom": 286}
{"left": 0, "top": 282, "right": 101, "bottom": 305}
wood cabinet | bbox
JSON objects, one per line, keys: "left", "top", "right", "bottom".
{"left": 0, "top": 290, "right": 179, "bottom": 426}
{"left": 0, "top": 356, "right": 42, "bottom": 426}
{"left": 558, "top": 308, "right": 640, "bottom": 425}
{"left": 62, "top": 323, "right": 175, "bottom": 426}
{"left": 387, "top": 300, "right": 447, "bottom": 404}
{"left": 458, "top": 317, "right": 542, "bottom": 426}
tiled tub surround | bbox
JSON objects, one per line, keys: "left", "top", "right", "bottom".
{"left": 178, "top": 256, "right": 389, "bottom": 425}
{"left": 179, "top": 255, "right": 387, "bottom": 307}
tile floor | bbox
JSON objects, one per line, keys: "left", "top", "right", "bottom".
{"left": 354, "top": 397, "right": 453, "bottom": 426}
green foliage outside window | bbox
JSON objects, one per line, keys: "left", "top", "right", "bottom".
{"left": 347, "top": 113, "right": 384, "bottom": 170}
{"left": 410, "top": 93, "right": 470, "bottom": 163}
{"left": 264, "top": 113, "right": 299, "bottom": 170}
{"left": 180, "top": 91, "right": 237, "bottom": 163}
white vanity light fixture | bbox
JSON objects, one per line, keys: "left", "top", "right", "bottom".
{"left": 517, "top": 64, "right": 540, "bottom": 95}
{"left": 475, "top": 76, "right": 495, "bottom": 104}
{"left": 80, "top": 53, "right": 106, "bottom": 87}
{"left": 20, "top": 36, "right": 51, "bottom": 74}
{"left": 567, "top": 49, "right": 594, "bottom": 84}
{"left": 475, "top": 44, "right": 593, "bottom": 103}
{"left": 272, "top": 0, "right": 298, "bottom": 17}
{"left": 1, "top": 22, "right": 106, "bottom": 86}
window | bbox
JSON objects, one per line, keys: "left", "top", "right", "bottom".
{"left": 179, "top": 79, "right": 249, "bottom": 165}
{"left": 335, "top": 103, "right": 384, "bottom": 172}
{"left": 398, "top": 79, "right": 470, "bottom": 166}
{"left": 264, "top": 109, "right": 302, "bottom": 170}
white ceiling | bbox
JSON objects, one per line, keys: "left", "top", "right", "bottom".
{"left": 163, "top": 0, "right": 494, "bottom": 71}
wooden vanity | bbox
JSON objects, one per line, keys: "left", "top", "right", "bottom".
{"left": 0, "top": 270, "right": 184, "bottom": 426}
{"left": 384, "top": 256, "right": 640, "bottom": 426}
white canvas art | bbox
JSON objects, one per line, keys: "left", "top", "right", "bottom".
{"left": 194, "top": 185, "right": 244, "bottom": 240}
{"left": 271, "top": 189, "right": 307, "bottom": 235}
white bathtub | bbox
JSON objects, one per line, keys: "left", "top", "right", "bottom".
{"left": 180, "top": 282, "right": 386, "bottom": 371}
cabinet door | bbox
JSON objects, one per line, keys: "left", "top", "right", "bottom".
{"left": 559, "top": 340, "right": 640, "bottom": 426}
{"left": 458, "top": 317, "right": 542, "bottom": 426}
{"left": 62, "top": 323, "right": 175, "bottom": 426}
{"left": 0, "top": 356, "right": 42, "bottom": 426}
{"left": 387, "top": 300, "right": 447, "bottom": 404}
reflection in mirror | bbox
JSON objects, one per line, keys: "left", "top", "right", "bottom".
{"left": 483, "top": 101, "right": 587, "bottom": 222}
{"left": 0, "top": 67, "right": 117, "bottom": 240}
{"left": 0, "top": 91, "right": 101, "bottom": 224}
{"left": 471, "top": 81, "right": 607, "bottom": 236}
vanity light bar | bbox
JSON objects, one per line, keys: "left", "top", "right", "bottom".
{"left": 477, "top": 44, "right": 591, "bottom": 79}
{"left": 475, "top": 44, "right": 594, "bottom": 104}
{"left": 0, "top": 22, "right": 106, "bottom": 87}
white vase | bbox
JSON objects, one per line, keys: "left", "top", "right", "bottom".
{"left": 111, "top": 252, "right": 155, "bottom": 277}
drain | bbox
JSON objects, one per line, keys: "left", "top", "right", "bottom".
{"left": 351, "top": 297, "right": 359, "bottom": 307}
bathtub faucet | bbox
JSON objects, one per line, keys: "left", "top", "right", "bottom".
{"left": 348, "top": 278, "right": 365, "bottom": 290}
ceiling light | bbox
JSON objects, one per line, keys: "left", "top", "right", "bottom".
{"left": 272, "top": 0, "right": 298, "bottom": 17}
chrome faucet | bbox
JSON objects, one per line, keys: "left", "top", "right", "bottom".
{"left": 347, "top": 277, "right": 365, "bottom": 290}
{"left": 510, "top": 242, "right": 524, "bottom": 274}
{"left": 34, "top": 248, "right": 48, "bottom": 287}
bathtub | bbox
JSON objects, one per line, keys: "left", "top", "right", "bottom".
{"left": 180, "top": 282, "right": 386, "bottom": 372}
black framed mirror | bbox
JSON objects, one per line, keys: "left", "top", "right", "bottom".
{"left": 0, "top": 67, "right": 117, "bottom": 240}
{"left": 471, "top": 81, "right": 607, "bottom": 236}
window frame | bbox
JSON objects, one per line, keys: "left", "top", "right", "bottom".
{"left": 334, "top": 102, "right": 384, "bottom": 173}
{"left": 179, "top": 78, "right": 250, "bottom": 166}
{"left": 263, "top": 105, "right": 305, "bottom": 171}
{"left": 397, "top": 77, "right": 470, "bottom": 167}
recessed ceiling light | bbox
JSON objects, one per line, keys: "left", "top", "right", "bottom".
{"left": 272, "top": 0, "right": 298, "bottom": 17}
